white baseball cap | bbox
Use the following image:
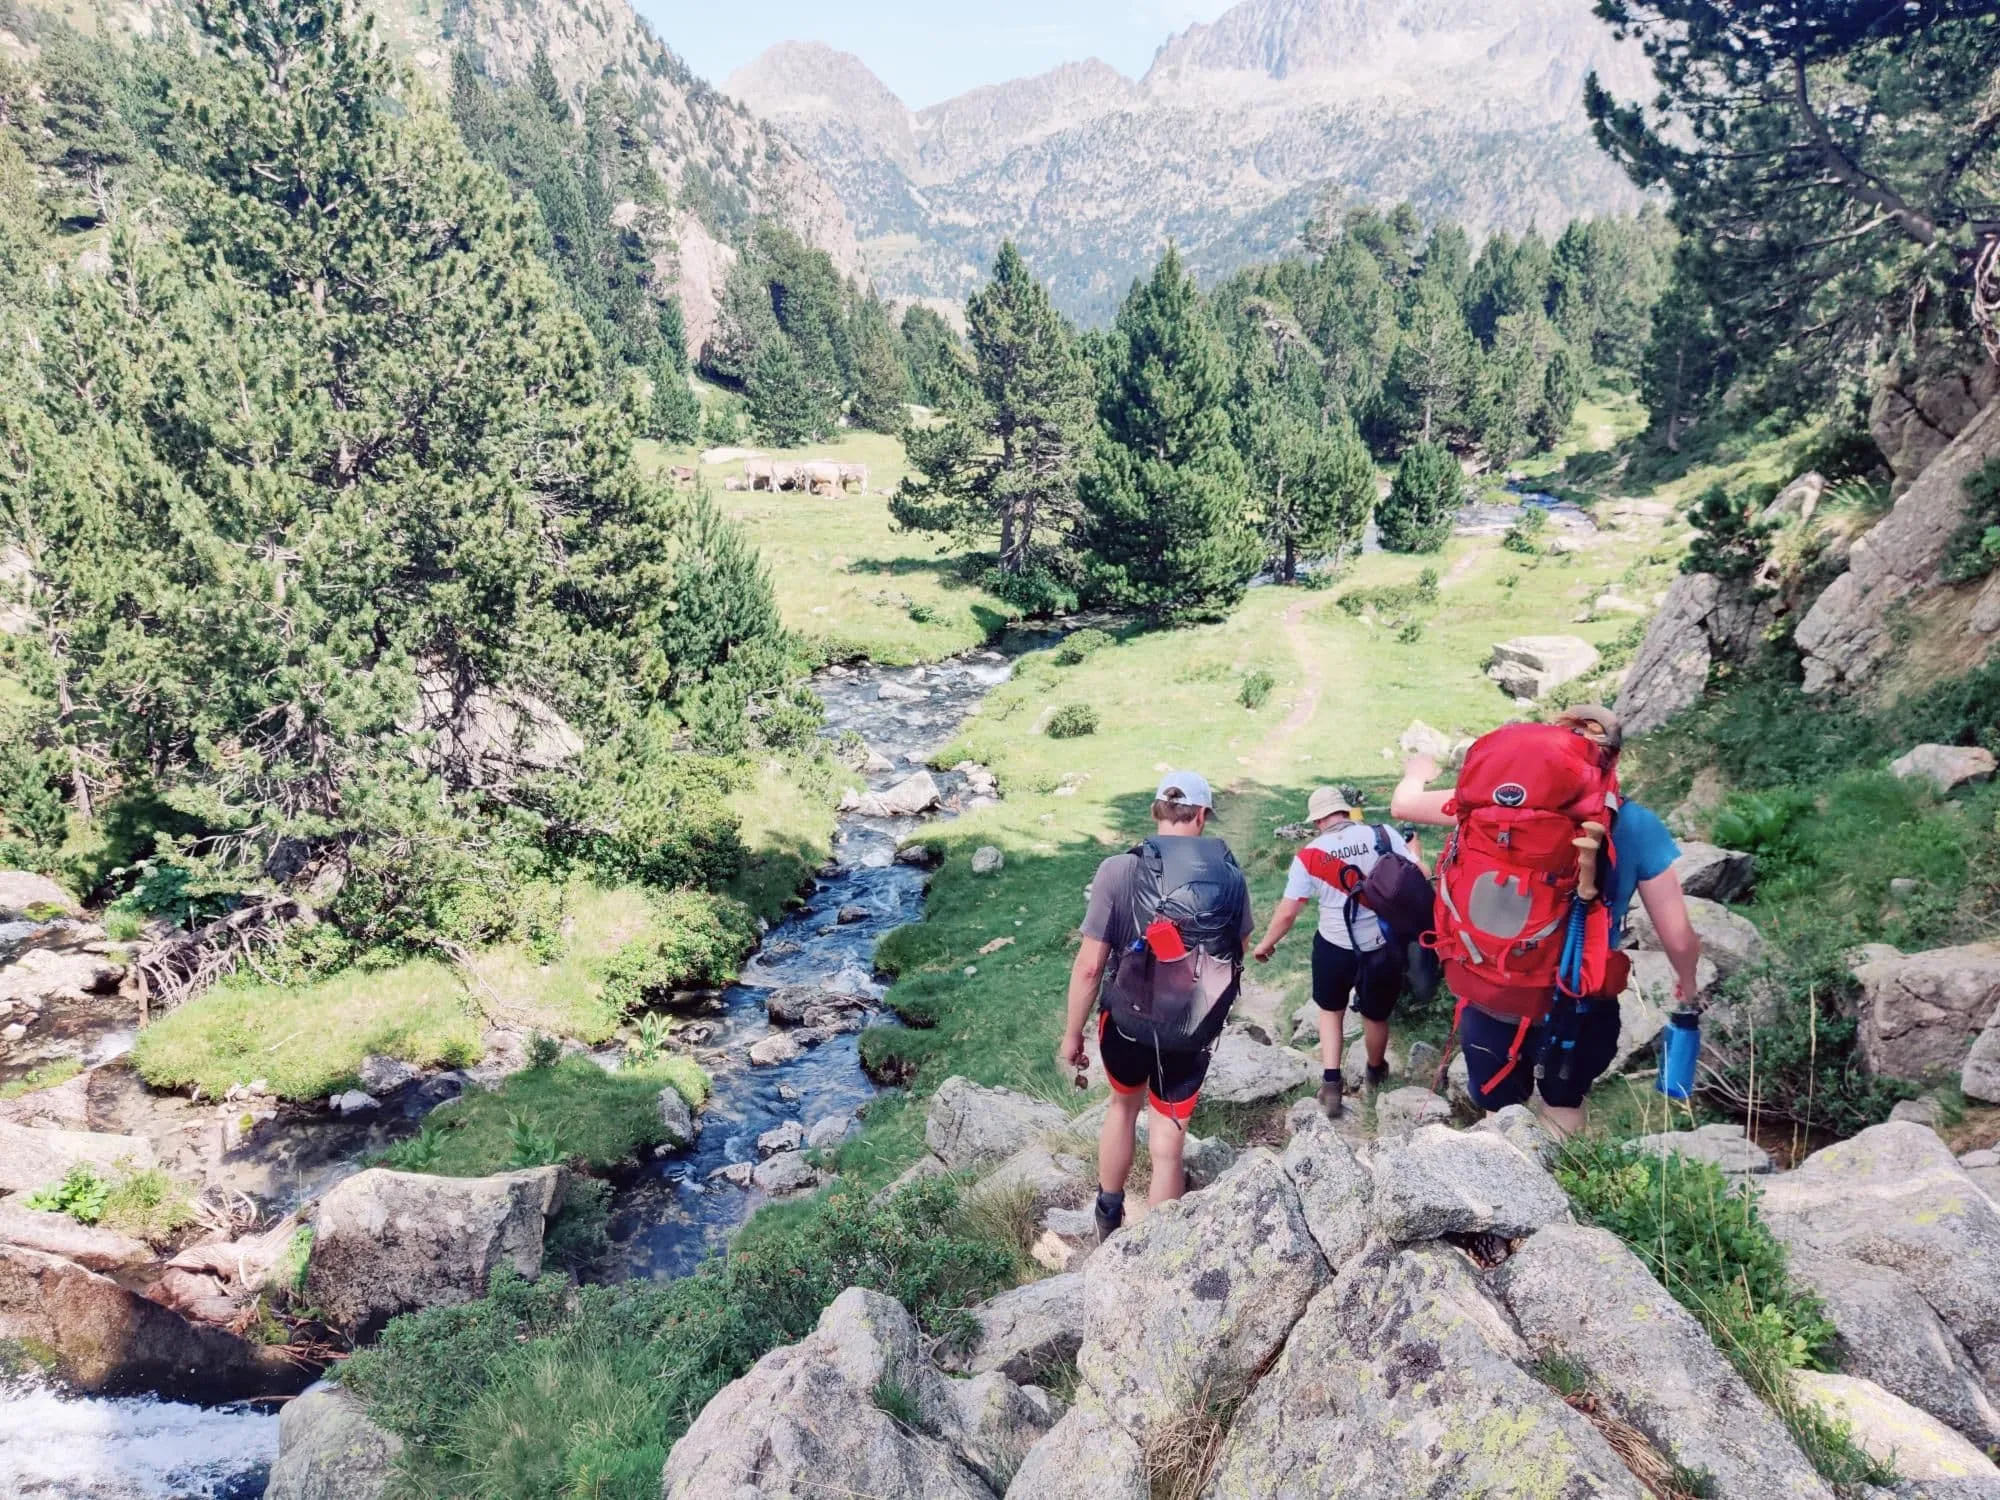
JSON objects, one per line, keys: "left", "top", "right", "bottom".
{"left": 1154, "top": 771, "right": 1214, "bottom": 810}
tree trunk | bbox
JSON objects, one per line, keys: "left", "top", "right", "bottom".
{"left": 1284, "top": 537, "right": 1296, "bottom": 584}
{"left": 1421, "top": 396, "right": 1435, "bottom": 445}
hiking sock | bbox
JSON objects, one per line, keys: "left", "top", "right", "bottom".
{"left": 1365, "top": 1060, "right": 1391, "bottom": 1089}
{"left": 1322, "top": 1068, "right": 1342, "bottom": 1084}
{"left": 1093, "top": 1190, "right": 1126, "bottom": 1243}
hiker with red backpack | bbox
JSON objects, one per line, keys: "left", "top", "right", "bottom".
{"left": 1252, "top": 786, "right": 1434, "bottom": 1119}
{"left": 1057, "top": 772, "right": 1253, "bottom": 1241}
{"left": 1390, "top": 706, "right": 1703, "bottom": 1137}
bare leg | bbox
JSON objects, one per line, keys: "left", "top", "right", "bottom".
{"left": 1146, "top": 1107, "right": 1188, "bottom": 1205}
{"left": 1317, "top": 1007, "right": 1346, "bottom": 1070}
{"left": 1362, "top": 1016, "right": 1391, "bottom": 1071}
{"left": 1098, "top": 1088, "right": 1144, "bottom": 1194}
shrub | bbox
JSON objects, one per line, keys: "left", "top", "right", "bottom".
{"left": 1395, "top": 620, "right": 1426, "bottom": 645}
{"left": 525, "top": 1032, "right": 562, "bottom": 1071}
{"left": 1046, "top": 705, "right": 1099, "bottom": 740}
{"left": 1938, "top": 459, "right": 2000, "bottom": 584}
{"left": 1376, "top": 442, "right": 1461, "bottom": 554}
{"left": 543, "top": 1178, "right": 613, "bottom": 1273}
{"left": 1681, "top": 483, "right": 1779, "bottom": 582}
{"left": 1501, "top": 504, "right": 1548, "bottom": 554}
{"left": 1238, "top": 669, "right": 1274, "bottom": 710}
{"left": 596, "top": 890, "right": 759, "bottom": 1013}
{"left": 978, "top": 562, "right": 1077, "bottom": 618}
{"left": 1054, "top": 628, "right": 1113, "bottom": 667}
{"left": 758, "top": 686, "right": 825, "bottom": 752}
{"left": 906, "top": 603, "right": 938, "bottom": 625}
{"left": 339, "top": 1176, "right": 1016, "bottom": 1499}
{"left": 1558, "top": 1140, "right": 1890, "bottom": 1489}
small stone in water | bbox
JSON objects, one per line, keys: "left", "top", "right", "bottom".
{"left": 708, "top": 1161, "right": 754, "bottom": 1188}
{"left": 757, "top": 1120, "right": 806, "bottom": 1157}
{"left": 777, "top": 1083, "right": 802, "bottom": 1102}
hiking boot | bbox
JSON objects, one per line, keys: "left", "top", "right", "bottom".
{"left": 1365, "top": 1060, "right": 1391, "bottom": 1093}
{"left": 1093, "top": 1191, "right": 1125, "bottom": 1243}
{"left": 1318, "top": 1075, "right": 1344, "bottom": 1119}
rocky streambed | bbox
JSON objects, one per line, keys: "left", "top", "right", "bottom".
{"left": 0, "top": 647, "right": 1020, "bottom": 1497}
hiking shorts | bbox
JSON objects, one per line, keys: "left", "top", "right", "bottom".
{"left": 1461, "top": 998, "right": 1622, "bottom": 1111}
{"left": 1311, "top": 934, "right": 1402, "bottom": 1023}
{"left": 1098, "top": 1012, "right": 1210, "bottom": 1123}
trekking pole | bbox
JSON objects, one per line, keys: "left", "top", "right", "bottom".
{"left": 1572, "top": 821, "right": 1606, "bottom": 902}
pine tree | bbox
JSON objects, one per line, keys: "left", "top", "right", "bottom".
{"left": 848, "top": 296, "right": 911, "bottom": 433}
{"left": 658, "top": 296, "right": 689, "bottom": 374}
{"left": 1245, "top": 400, "right": 1376, "bottom": 582}
{"left": 1641, "top": 258, "right": 1733, "bottom": 452}
{"left": 891, "top": 242, "right": 1094, "bottom": 609}
{"left": 0, "top": 0, "right": 780, "bottom": 937}
{"left": 748, "top": 336, "right": 818, "bottom": 446}
{"left": 1376, "top": 442, "right": 1462, "bottom": 554}
{"left": 1079, "top": 245, "right": 1259, "bottom": 620}
{"left": 900, "top": 305, "right": 976, "bottom": 411}
{"left": 528, "top": 46, "right": 568, "bottom": 124}
{"left": 648, "top": 359, "right": 702, "bottom": 444}
{"left": 1533, "top": 347, "right": 1585, "bottom": 453}
{"left": 1380, "top": 280, "right": 1476, "bottom": 445}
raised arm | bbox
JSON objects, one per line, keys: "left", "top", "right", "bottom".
{"left": 1389, "top": 754, "right": 1456, "bottom": 827}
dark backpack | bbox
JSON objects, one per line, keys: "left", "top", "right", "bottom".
{"left": 1300, "top": 825, "right": 1441, "bottom": 1006}
{"left": 1101, "top": 836, "right": 1245, "bottom": 1050}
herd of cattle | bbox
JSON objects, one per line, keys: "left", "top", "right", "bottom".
{"left": 661, "top": 459, "right": 872, "bottom": 495}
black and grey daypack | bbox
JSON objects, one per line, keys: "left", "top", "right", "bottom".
{"left": 1100, "top": 836, "right": 1247, "bottom": 1050}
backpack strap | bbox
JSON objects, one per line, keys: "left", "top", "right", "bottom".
{"left": 1371, "top": 823, "right": 1391, "bottom": 858}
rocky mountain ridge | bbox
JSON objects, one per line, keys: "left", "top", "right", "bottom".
{"left": 9, "top": 0, "right": 864, "bottom": 354}
{"left": 727, "top": 0, "right": 1655, "bottom": 321}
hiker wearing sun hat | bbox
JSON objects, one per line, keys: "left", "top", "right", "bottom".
{"left": 1058, "top": 772, "right": 1253, "bottom": 1239}
{"left": 1253, "top": 786, "right": 1430, "bottom": 1117}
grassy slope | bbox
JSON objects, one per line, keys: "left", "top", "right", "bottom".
{"left": 136, "top": 883, "right": 721, "bottom": 1100}
{"left": 845, "top": 487, "right": 1692, "bottom": 1182}
{"left": 635, "top": 424, "right": 1010, "bottom": 665}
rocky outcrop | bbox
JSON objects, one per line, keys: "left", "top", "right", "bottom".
{"left": 1200, "top": 1030, "right": 1315, "bottom": 1105}
{"left": 1077, "top": 1151, "right": 1329, "bottom": 1439}
{"left": 925, "top": 1078, "right": 1068, "bottom": 1171}
{"left": 660, "top": 1287, "right": 1056, "bottom": 1499}
{"left": 1628, "top": 894, "right": 1763, "bottom": 977}
{"left": 1796, "top": 395, "right": 2000, "bottom": 693}
{"left": 1791, "top": 1371, "right": 2000, "bottom": 1485}
{"left": 1871, "top": 358, "right": 2000, "bottom": 491}
{"left": 0, "top": 1120, "right": 155, "bottom": 1194}
{"left": 1487, "top": 635, "right": 1601, "bottom": 701}
{"left": 0, "top": 1243, "right": 308, "bottom": 1400}
{"left": 1209, "top": 1242, "right": 1651, "bottom": 1497}
{"left": 264, "top": 1380, "right": 404, "bottom": 1500}
{"left": 1617, "top": 572, "right": 1777, "bottom": 734}
{"left": 304, "top": 1166, "right": 566, "bottom": 1338}
{"left": 1892, "top": 744, "right": 2000, "bottom": 795}
{"left": 1631, "top": 1121, "right": 1773, "bottom": 1176}
{"left": 1002, "top": 1394, "right": 1145, "bottom": 1500}
{"left": 1368, "top": 1123, "right": 1572, "bottom": 1241}
{"left": 946, "top": 1273, "right": 1085, "bottom": 1386}
{"left": 1277, "top": 1105, "right": 1373, "bottom": 1268}
{"left": 0, "top": 1197, "right": 152, "bottom": 1272}
{"left": 1670, "top": 841, "right": 1757, "bottom": 903}
{"left": 1848, "top": 942, "right": 2000, "bottom": 1084}
{"left": 841, "top": 770, "right": 943, "bottom": 818}
{"left": 1499, "top": 1225, "right": 1833, "bottom": 1498}
{"left": 1760, "top": 1123, "right": 2000, "bottom": 1445}
{"left": 0, "top": 871, "right": 78, "bottom": 919}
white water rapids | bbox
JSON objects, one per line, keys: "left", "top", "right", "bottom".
{"left": 0, "top": 1380, "right": 276, "bottom": 1498}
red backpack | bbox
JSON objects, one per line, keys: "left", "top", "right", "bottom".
{"left": 1431, "top": 722, "right": 1624, "bottom": 1037}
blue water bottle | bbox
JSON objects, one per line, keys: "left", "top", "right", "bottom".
{"left": 1657, "top": 1008, "right": 1701, "bottom": 1100}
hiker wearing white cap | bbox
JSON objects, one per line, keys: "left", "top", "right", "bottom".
{"left": 1058, "top": 771, "right": 1252, "bottom": 1239}
{"left": 1252, "top": 786, "right": 1421, "bottom": 1118}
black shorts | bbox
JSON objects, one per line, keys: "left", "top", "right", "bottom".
{"left": 1461, "top": 998, "right": 1622, "bottom": 1111}
{"left": 1311, "top": 934, "right": 1402, "bottom": 1023}
{"left": 1098, "top": 1012, "right": 1211, "bottom": 1122}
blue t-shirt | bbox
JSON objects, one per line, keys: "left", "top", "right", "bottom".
{"left": 1605, "top": 801, "right": 1679, "bottom": 942}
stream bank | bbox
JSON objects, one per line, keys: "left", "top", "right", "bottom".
{"left": 0, "top": 646, "right": 1021, "bottom": 1497}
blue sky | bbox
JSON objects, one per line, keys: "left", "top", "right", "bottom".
{"left": 641, "top": 0, "right": 1236, "bottom": 108}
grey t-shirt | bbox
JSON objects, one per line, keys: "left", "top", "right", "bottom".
{"left": 1082, "top": 847, "right": 1255, "bottom": 953}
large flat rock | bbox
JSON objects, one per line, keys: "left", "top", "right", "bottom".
{"left": 0, "top": 1243, "right": 308, "bottom": 1401}
{"left": 1487, "top": 634, "right": 1601, "bottom": 701}
{"left": 304, "top": 1166, "right": 565, "bottom": 1339}
{"left": 1367, "top": 1123, "right": 1572, "bottom": 1241}
{"left": 0, "top": 1121, "right": 155, "bottom": 1194}
{"left": 1760, "top": 1123, "right": 2000, "bottom": 1437}
{"left": 1078, "top": 1150, "right": 1327, "bottom": 1440}
{"left": 1498, "top": 1224, "right": 1834, "bottom": 1499}
{"left": 1199, "top": 1030, "right": 1314, "bottom": 1106}
{"left": 1206, "top": 1243, "right": 1648, "bottom": 1498}
{"left": 1849, "top": 942, "right": 2000, "bottom": 1084}
{"left": 925, "top": 1076, "right": 1068, "bottom": 1170}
